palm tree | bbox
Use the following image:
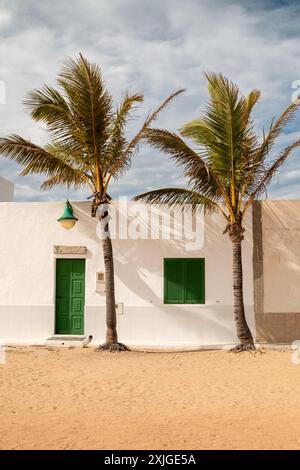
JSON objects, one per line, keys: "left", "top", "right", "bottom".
{"left": 135, "top": 73, "right": 300, "bottom": 352}
{"left": 0, "top": 54, "right": 183, "bottom": 351}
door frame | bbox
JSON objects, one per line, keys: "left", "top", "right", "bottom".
{"left": 54, "top": 257, "right": 86, "bottom": 335}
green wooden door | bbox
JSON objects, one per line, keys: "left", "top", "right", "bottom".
{"left": 55, "top": 259, "right": 85, "bottom": 335}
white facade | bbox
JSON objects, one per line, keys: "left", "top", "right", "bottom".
{"left": 0, "top": 201, "right": 255, "bottom": 347}
{"left": 0, "top": 176, "right": 14, "bottom": 202}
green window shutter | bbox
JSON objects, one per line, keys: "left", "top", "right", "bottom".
{"left": 185, "top": 258, "right": 205, "bottom": 304}
{"left": 164, "top": 258, "right": 185, "bottom": 303}
{"left": 164, "top": 258, "right": 205, "bottom": 304}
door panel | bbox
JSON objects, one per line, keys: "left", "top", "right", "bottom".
{"left": 56, "top": 278, "right": 69, "bottom": 296}
{"left": 55, "top": 259, "right": 85, "bottom": 335}
{"left": 72, "top": 316, "right": 83, "bottom": 332}
{"left": 72, "top": 278, "right": 83, "bottom": 295}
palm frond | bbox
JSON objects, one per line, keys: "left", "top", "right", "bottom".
{"left": 104, "top": 92, "right": 144, "bottom": 179}
{"left": 0, "top": 135, "right": 59, "bottom": 168}
{"left": 125, "top": 89, "right": 185, "bottom": 157}
{"left": 134, "top": 187, "right": 222, "bottom": 214}
{"left": 243, "top": 137, "right": 300, "bottom": 213}
{"left": 56, "top": 54, "right": 114, "bottom": 192}
{"left": 181, "top": 73, "right": 256, "bottom": 188}
{"left": 240, "top": 100, "right": 300, "bottom": 200}
{"left": 40, "top": 171, "right": 89, "bottom": 190}
{"left": 145, "top": 128, "right": 228, "bottom": 203}
{"left": 0, "top": 135, "right": 87, "bottom": 188}
{"left": 58, "top": 53, "right": 113, "bottom": 159}
{"left": 253, "top": 100, "right": 300, "bottom": 166}
{"left": 245, "top": 89, "right": 261, "bottom": 116}
{"left": 23, "top": 85, "right": 75, "bottom": 144}
{"left": 105, "top": 89, "right": 185, "bottom": 184}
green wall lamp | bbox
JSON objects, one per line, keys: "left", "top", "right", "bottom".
{"left": 57, "top": 200, "right": 78, "bottom": 230}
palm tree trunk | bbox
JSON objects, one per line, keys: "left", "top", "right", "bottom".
{"left": 97, "top": 203, "right": 129, "bottom": 352}
{"left": 226, "top": 220, "right": 255, "bottom": 352}
{"left": 231, "top": 238, "right": 255, "bottom": 351}
{"left": 102, "top": 234, "right": 118, "bottom": 345}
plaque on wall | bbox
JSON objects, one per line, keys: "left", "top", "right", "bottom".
{"left": 53, "top": 245, "right": 87, "bottom": 255}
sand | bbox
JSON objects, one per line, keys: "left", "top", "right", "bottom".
{"left": 0, "top": 346, "right": 300, "bottom": 450}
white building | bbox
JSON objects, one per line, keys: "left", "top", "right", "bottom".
{"left": 0, "top": 176, "right": 14, "bottom": 202}
{"left": 1, "top": 198, "right": 299, "bottom": 348}
{"left": 0, "top": 200, "right": 255, "bottom": 348}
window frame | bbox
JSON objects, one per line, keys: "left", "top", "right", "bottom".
{"left": 163, "top": 258, "right": 205, "bottom": 305}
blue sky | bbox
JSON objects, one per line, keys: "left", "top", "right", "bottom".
{"left": 0, "top": 0, "right": 300, "bottom": 201}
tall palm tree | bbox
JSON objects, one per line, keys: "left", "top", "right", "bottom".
{"left": 135, "top": 73, "right": 300, "bottom": 352}
{"left": 0, "top": 54, "right": 183, "bottom": 351}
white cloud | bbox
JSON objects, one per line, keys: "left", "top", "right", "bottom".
{"left": 0, "top": 6, "right": 11, "bottom": 27}
{"left": 0, "top": 0, "right": 300, "bottom": 201}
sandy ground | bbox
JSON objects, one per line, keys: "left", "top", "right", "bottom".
{"left": 0, "top": 347, "right": 300, "bottom": 450}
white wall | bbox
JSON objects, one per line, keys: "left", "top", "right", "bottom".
{"left": 0, "top": 201, "right": 255, "bottom": 347}
{"left": 262, "top": 201, "right": 300, "bottom": 313}
{"left": 0, "top": 177, "right": 14, "bottom": 202}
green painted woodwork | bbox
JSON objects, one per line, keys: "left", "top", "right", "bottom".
{"left": 164, "top": 258, "right": 205, "bottom": 304}
{"left": 55, "top": 259, "right": 85, "bottom": 335}
{"left": 57, "top": 200, "right": 78, "bottom": 222}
